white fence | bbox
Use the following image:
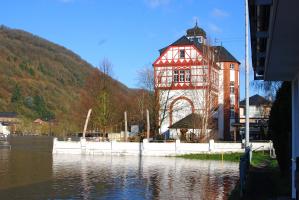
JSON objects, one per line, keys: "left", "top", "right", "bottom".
{"left": 52, "top": 138, "right": 273, "bottom": 156}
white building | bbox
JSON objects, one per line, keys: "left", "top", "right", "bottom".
{"left": 153, "top": 24, "right": 240, "bottom": 140}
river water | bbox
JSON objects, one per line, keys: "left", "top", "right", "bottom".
{"left": 0, "top": 136, "right": 239, "bottom": 200}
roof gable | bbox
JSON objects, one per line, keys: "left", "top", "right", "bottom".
{"left": 154, "top": 43, "right": 204, "bottom": 66}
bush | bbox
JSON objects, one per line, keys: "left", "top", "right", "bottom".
{"left": 268, "top": 82, "right": 292, "bottom": 173}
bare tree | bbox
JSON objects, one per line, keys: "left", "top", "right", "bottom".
{"left": 137, "top": 67, "right": 176, "bottom": 136}
{"left": 93, "top": 58, "right": 114, "bottom": 133}
{"left": 188, "top": 42, "right": 219, "bottom": 142}
{"left": 251, "top": 81, "right": 281, "bottom": 101}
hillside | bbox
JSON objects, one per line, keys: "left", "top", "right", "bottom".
{"left": 0, "top": 25, "right": 140, "bottom": 131}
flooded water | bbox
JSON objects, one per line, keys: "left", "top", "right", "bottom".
{"left": 0, "top": 136, "right": 239, "bottom": 200}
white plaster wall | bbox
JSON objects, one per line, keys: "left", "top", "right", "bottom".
{"left": 171, "top": 99, "right": 193, "bottom": 125}
{"left": 217, "top": 63, "right": 224, "bottom": 139}
{"left": 230, "top": 69, "right": 235, "bottom": 81}
{"left": 159, "top": 89, "right": 206, "bottom": 134}
{"left": 159, "top": 89, "right": 205, "bottom": 110}
{"left": 53, "top": 138, "right": 273, "bottom": 156}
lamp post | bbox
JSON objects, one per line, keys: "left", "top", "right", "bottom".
{"left": 245, "top": 0, "right": 250, "bottom": 148}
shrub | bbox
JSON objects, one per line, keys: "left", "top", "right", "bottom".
{"left": 268, "top": 82, "right": 292, "bottom": 173}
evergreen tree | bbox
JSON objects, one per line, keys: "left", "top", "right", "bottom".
{"left": 269, "top": 81, "right": 292, "bottom": 173}
{"left": 11, "top": 84, "right": 22, "bottom": 103}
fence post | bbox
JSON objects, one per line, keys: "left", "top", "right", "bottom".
{"left": 209, "top": 139, "right": 215, "bottom": 152}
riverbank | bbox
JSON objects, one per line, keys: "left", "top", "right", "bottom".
{"left": 177, "top": 152, "right": 243, "bottom": 162}
{"left": 228, "top": 151, "right": 290, "bottom": 200}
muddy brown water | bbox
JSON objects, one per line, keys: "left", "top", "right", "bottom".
{"left": 0, "top": 136, "right": 239, "bottom": 199}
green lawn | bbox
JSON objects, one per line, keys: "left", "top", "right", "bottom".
{"left": 177, "top": 152, "right": 243, "bottom": 162}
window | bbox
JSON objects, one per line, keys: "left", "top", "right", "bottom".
{"left": 179, "top": 50, "right": 185, "bottom": 58}
{"left": 173, "top": 69, "right": 191, "bottom": 83}
{"left": 230, "top": 87, "right": 235, "bottom": 94}
{"left": 230, "top": 64, "right": 235, "bottom": 70}
{"left": 230, "top": 96, "right": 235, "bottom": 105}
{"left": 230, "top": 106, "right": 235, "bottom": 118}
{"left": 173, "top": 70, "right": 179, "bottom": 83}
{"left": 230, "top": 81, "right": 235, "bottom": 94}
{"left": 185, "top": 70, "right": 191, "bottom": 82}
{"left": 179, "top": 70, "right": 185, "bottom": 82}
{"left": 197, "top": 36, "right": 202, "bottom": 43}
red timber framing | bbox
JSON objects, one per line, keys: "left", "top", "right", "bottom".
{"left": 153, "top": 45, "right": 203, "bottom": 67}
{"left": 153, "top": 45, "right": 219, "bottom": 91}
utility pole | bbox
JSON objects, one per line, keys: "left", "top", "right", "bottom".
{"left": 245, "top": 0, "right": 250, "bottom": 148}
{"left": 146, "top": 109, "right": 150, "bottom": 139}
{"left": 124, "top": 111, "right": 128, "bottom": 142}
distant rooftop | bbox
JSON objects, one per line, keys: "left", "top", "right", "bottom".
{"left": 240, "top": 94, "right": 271, "bottom": 107}
{"left": 0, "top": 112, "right": 17, "bottom": 118}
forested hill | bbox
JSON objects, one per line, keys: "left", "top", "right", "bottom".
{"left": 0, "top": 25, "right": 140, "bottom": 131}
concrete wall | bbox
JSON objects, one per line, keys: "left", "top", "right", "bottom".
{"left": 53, "top": 138, "right": 273, "bottom": 156}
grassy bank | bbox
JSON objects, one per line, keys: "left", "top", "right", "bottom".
{"left": 177, "top": 152, "right": 243, "bottom": 162}
{"left": 228, "top": 151, "right": 290, "bottom": 200}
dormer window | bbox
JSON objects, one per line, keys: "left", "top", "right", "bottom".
{"left": 197, "top": 36, "right": 202, "bottom": 43}
{"left": 179, "top": 50, "right": 185, "bottom": 59}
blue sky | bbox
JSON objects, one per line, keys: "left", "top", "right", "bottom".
{"left": 0, "top": 0, "right": 257, "bottom": 99}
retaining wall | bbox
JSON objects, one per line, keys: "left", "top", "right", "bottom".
{"left": 52, "top": 138, "right": 273, "bottom": 156}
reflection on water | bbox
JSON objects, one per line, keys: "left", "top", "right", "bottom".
{"left": 0, "top": 136, "right": 239, "bottom": 200}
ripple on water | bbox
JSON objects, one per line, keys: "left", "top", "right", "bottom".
{"left": 0, "top": 136, "right": 239, "bottom": 200}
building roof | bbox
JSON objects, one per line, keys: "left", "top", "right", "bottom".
{"left": 0, "top": 112, "right": 17, "bottom": 118}
{"left": 159, "top": 36, "right": 193, "bottom": 54}
{"left": 239, "top": 94, "right": 271, "bottom": 107}
{"left": 212, "top": 46, "right": 240, "bottom": 64}
{"left": 158, "top": 37, "right": 240, "bottom": 64}
{"left": 159, "top": 36, "right": 206, "bottom": 55}
{"left": 169, "top": 113, "right": 216, "bottom": 129}
{"left": 186, "top": 23, "right": 207, "bottom": 38}
{"left": 33, "top": 118, "right": 46, "bottom": 124}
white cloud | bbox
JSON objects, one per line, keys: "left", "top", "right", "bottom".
{"left": 211, "top": 8, "right": 229, "bottom": 18}
{"left": 209, "top": 23, "right": 222, "bottom": 34}
{"left": 145, "top": 0, "right": 171, "bottom": 8}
